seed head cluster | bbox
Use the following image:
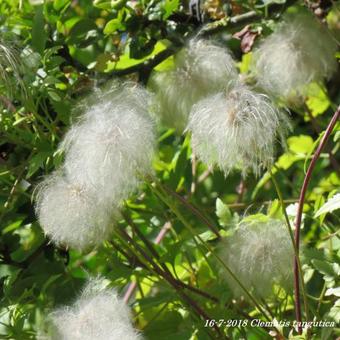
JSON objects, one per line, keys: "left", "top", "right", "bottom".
{"left": 46, "top": 279, "right": 141, "bottom": 340}
{"left": 35, "top": 83, "right": 155, "bottom": 251}
{"left": 219, "top": 218, "right": 294, "bottom": 298}
{"left": 62, "top": 84, "right": 155, "bottom": 203}
{"left": 187, "top": 83, "right": 290, "bottom": 176}
{"left": 253, "top": 11, "right": 337, "bottom": 101}
{"left": 150, "top": 39, "right": 237, "bottom": 132}
{"left": 33, "top": 14, "right": 336, "bottom": 327}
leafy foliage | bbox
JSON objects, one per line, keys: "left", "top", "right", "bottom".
{"left": 0, "top": 0, "right": 339, "bottom": 339}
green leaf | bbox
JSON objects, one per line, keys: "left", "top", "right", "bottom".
{"left": 168, "top": 135, "right": 190, "bottom": 189}
{"left": 329, "top": 299, "right": 340, "bottom": 323}
{"left": 93, "top": 0, "right": 112, "bottom": 9}
{"left": 311, "top": 259, "right": 339, "bottom": 279}
{"left": 104, "top": 9, "right": 126, "bottom": 34}
{"left": 94, "top": 0, "right": 126, "bottom": 9}
{"left": 106, "top": 40, "right": 168, "bottom": 72}
{"left": 104, "top": 18, "right": 125, "bottom": 34}
{"left": 27, "top": 151, "right": 51, "bottom": 177}
{"left": 267, "top": 199, "right": 282, "bottom": 219}
{"left": 69, "top": 45, "right": 98, "bottom": 66}
{"left": 238, "top": 52, "right": 252, "bottom": 74}
{"left": 315, "top": 193, "right": 340, "bottom": 217}
{"left": 67, "top": 19, "right": 97, "bottom": 44}
{"left": 288, "top": 135, "right": 314, "bottom": 154}
{"left": 47, "top": 90, "right": 61, "bottom": 102}
{"left": 31, "top": 5, "right": 47, "bottom": 55}
{"left": 53, "top": 0, "right": 71, "bottom": 11}
{"left": 306, "top": 83, "right": 331, "bottom": 117}
{"left": 162, "top": 0, "right": 179, "bottom": 19}
{"left": 325, "top": 287, "right": 340, "bottom": 297}
{"left": 215, "top": 198, "right": 232, "bottom": 227}
{"left": 2, "top": 220, "right": 24, "bottom": 234}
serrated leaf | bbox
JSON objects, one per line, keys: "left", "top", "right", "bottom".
{"left": 315, "top": 193, "right": 340, "bottom": 217}
{"left": 31, "top": 5, "right": 47, "bottom": 55}
{"left": 162, "top": 0, "right": 179, "bottom": 19}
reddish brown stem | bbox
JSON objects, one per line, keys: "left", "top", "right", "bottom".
{"left": 123, "top": 221, "right": 171, "bottom": 303}
{"left": 294, "top": 106, "right": 340, "bottom": 334}
{"left": 119, "top": 228, "right": 226, "bottom": 338}
{"left": 161, "top": 183, "right": 221, "bottom": 238}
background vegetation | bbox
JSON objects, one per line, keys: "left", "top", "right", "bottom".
{"left": 0, "top": 0, "right": 339, "bottom": 339}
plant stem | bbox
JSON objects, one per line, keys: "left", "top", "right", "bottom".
{"left": 303, "top": 104, "right": 340, "bottom": 174}
{"left": 115, "top": 227, "right": 226, "bottom": 338}
{"left": 270, "top": 170, "right": 310, "bottom": 337}
{"left": 160, "top": 183, "right": 221, "bottom": 238}
{"left": 294, "top": 106, "right": 339, "bottom": 334}
{"left": 149, "top": 182, "right": 276, "bottom": 324}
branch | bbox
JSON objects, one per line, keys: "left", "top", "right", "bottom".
{"left": 117, "top": 227, "right": 226, "bottom": 338}
{"left": 108, "top": 47, "right": 178, "bottom": 79}
{"left": 294, "top": 106, "right": 340, "bottom": 334}
{"left": 160, "top": 182, "right": 221, "bottom": 238}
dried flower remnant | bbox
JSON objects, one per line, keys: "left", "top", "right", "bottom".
{"left": 187, "top": 83, "right": 290, "bottom": 176}
{"left": 219, "top": 217, "right": 294, "bottom": 298}
{"left": 61, "top": 83, "right": 156, "bottom": 204}
{"left": 47, "top": 278, "right": 141, "bottom": 340}
{"left": 253, "top": 11, "right": 337, "bottom": 102}
{"left": 35, "top": 173, "right": 116, "bottom": 251}
{"left": 150, "top": 39, "right": 237, "bottom": 132}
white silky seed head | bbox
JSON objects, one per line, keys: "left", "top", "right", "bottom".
{"left": 253, "top": 11, "right": 337, "bottom": 101}
{"left": 187, "top": 83, "right": 290, "bottom": 176}
{"left": 61, "top": 83, "right": 155, "bottom": 204}
{"left": 48, "top": 279, "right": 141, "bottom": 340}
{"left": 149, "top": 39, "right": 237, "bottom": 132}
{"left": 220, "top": 218, "right": 294, "bottom": 298}
{"left": 35, "top": 173, "right": 116, "bottom": 251}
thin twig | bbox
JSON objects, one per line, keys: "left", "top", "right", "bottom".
{"left": 116, "top": 227, "right": 226, "bottom": 338}
{"left": 123, "top": 220, "right": 172, "bottom": 303}
{"left": 160, "top": 182, "right": 221, "bottom": 238}
{"left": 294, "top": 106, "right": 340, "bottom": 334}
{"left": 304, "top": 104, "right": 340, "bottom": 174}
{"left": 151, "top": 182, "right": 278, "bottom": 327}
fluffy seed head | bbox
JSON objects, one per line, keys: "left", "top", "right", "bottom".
{"left": 35, "top": 173, "right": 116, "bottom": 251}
{"left": 219, "top": 217, "right": 294, "bottom": 298}
{"left": 47, "top": 278, "right": 141, "bottom": 340}
{"left": 0, "top": 38, "right": 25, "bottom": 97}
{"left": 149, "top": 39, "right": 237, "bottom": 132}
{"left": 253, "top": 11, "right": 337, "bottom": 102}
{"left": 187, "top": 83, "right": 290, "bottom": 176}
{"left": 61, "top": 82, "right": 155, "bottom": 203}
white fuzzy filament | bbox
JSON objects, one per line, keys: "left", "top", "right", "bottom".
{"left": 35, "top": 174, "right": 116, "bottom": 251}
{"left": 35, "top": 82, "right": 155, "bottom": 250}
{"left": 150, "top": 39, "right": 238, "bottom": 132}
{"left": 220, "top": 218, "right": 294, "bottom": 298}
{"left": 187, "top": 83, "right": 290, "bottom": 176}
{"left": 61, "top": 83, "right": 155, "bottom": 204}
{"left": 253, "top": 11, "right": 337, "bottom": 102}
{"left": 47, "top": 279, "right": 141, "bottom": 340}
